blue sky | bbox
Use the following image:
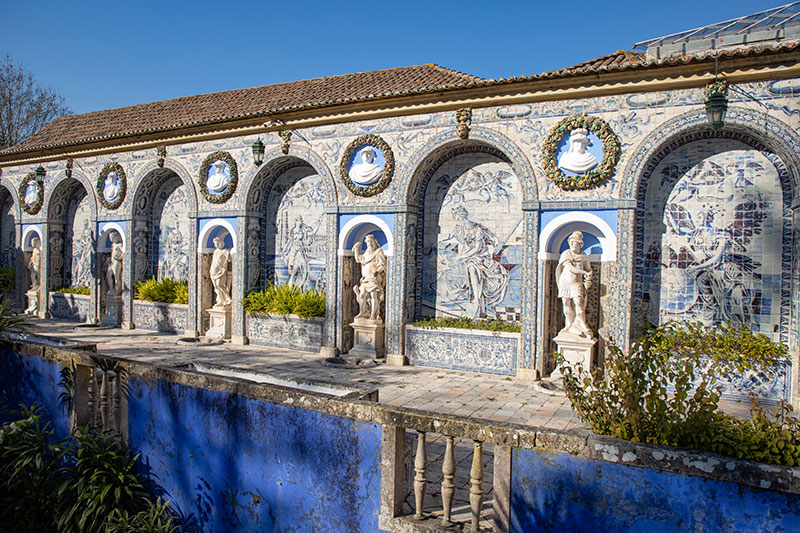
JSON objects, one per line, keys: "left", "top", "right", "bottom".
{"left": 0, "top": 1, "right": 783, "bottom": 115}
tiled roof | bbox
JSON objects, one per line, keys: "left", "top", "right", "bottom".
{"left": 2, "top": 41, "right": 798, "bottom": 158}
{"left": 0, "top": 64, "right": 484, "bottom": 156}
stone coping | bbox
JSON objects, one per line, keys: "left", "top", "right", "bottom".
{"left": 405, "top": 324, "right": 521, "bottom": 338}
{"left": 9, "top": 339, "right": 800, "bottom": 496}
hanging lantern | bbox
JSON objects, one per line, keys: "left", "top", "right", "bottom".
{"left": 251, "top": 138, "right": 265, "bottom": 166}
{"left": 705, "top": 79, "right": 728, "bottom": 130}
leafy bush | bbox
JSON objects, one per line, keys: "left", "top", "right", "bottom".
{"left": 559, "top": 321, "right": 799, "bottom": 465}
{"left": 135, "top": 277, "right": 188, "bottom": 304}
{"left": 413, "top": 316, "right": 520, "bottom": 333}
{"left": 0, "top": 300, "right": 26, "bottom": 343}
{"left": 56, "top": 285, "right": 90, "bottom": 295}
{"left": 242, "top": 282, "right": 326, "bottom": 318}
{"left": 0, "top": 266, "right": 15, "bottom": 292}
{"left": 0, "top": 405, "right": 181, "bottom": 532}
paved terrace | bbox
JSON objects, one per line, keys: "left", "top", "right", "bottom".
{"left": 25, "top": 318, "right": 752, "bottom": 430}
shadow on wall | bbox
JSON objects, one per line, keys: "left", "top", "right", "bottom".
{"left": 126, "top": 377, "right": 383, "bottom": 532}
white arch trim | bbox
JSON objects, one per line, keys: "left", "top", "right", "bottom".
{"left": 197, "top": 218, "right": 237, "bottom": 253}
{"left": 21, "top": 226, "right": 42, "bottom": 251}
{"left": 98, "top": 222, "right": 127, "bottom": 252}
{"left": 337, "top": 214, "right": 394, "bottom": 257}
{"left": 539, "top": 212, "right": 617, "bottom": 262}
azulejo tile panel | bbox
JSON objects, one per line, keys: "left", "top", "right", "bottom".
{"left": 246, "top": 314, "right": 323, "bottom": 353}
{"left": 49, "top": 293, "right": 90, "bottom": 322}
{"left": 133, "top": 301, "right": 188, "bottom": 333}
{"left": 406, "top": 326, "right": 518, "bottom": 376}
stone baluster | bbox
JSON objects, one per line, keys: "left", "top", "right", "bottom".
{"left": 112, "top": 372, "right": 122, "bottom": 435}
{"left": 441, "top": 435, "right": 455, "bottom": 526}
{"left": 413, "top": 431, "right": 427, "bottom": 520}
{"left": 470, "top": 440, "right": 484, "bottom": 531}
{"left": 87, "top": 369, "right": 96, "bottom": 430}
{"left": 100, "top": 371, "right": 110, "bottom": 429}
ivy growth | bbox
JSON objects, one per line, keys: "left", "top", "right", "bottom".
{"left": 559, "top": 321, "right": 799, "bottom": 466}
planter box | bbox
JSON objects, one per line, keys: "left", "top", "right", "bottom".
{"left": 134, "top": 301, "right": 188, "bottom": 333}
{"left": 49, "top": 293, "right": 90, "bottom": 322}
{"left": 405, "top": 325, "right": 519, "bottom": 376}
{"left": 247, "top": 313, "right": 323, "bottom": 353}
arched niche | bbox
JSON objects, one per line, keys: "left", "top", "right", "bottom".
{"left": 635, "top": 133, "right": 793, "bottom": 349}
{"left": 337, "top": 218, "right": 392, "bottom": 354}
{"left": 47, "top": 176, "right": 93, "bottom": 291}
{"left": 245, "top": 157, "right": 329, "bottom": 293}
{"left": 131, "top": 167, "right": 192, "bottom": 285}
{"left": 407, "top": 141, "right": 524, "bottom": 323}
{"left": 537, "top": 213, "right": 615, "bottom": 375}
{"left": 197, "top": 220, "right": 235, "bottom": 334}
{"left": 21, "top": 226, "right": 42, "bottom": 295}
{"left": 0, "top": 185, "right": 16, "bottom": 269}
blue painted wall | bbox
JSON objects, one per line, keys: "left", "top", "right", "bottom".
{"left": 511, "top": 448, "right": 800, "bottom": 532}
{"left": 127, "top": 378, "right": 383, "bottom": 532}
{"left": 0, "top": 349, "right": 70, "bottom": 439}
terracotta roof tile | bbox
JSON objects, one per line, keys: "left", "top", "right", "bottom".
{"left": 1, "top": 64, "right": 484, "bottom": 156}
{"left": 2, "top": 42, "right": 798, "bottom": 158}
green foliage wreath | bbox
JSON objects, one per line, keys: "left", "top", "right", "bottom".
{"left": 542, "top": 114, "right": 620, "bottom": 190}
{"left": 199, "top": 151, "right": 238, "bottom": 204}
{"left": 19, "top": 172, "right": 43, "bottom": 215}
{"left": 96, "top": 161, "right": 127, "bottom": 210}
{"left": 339, "top": 134, "right": 394, "bottom": 197}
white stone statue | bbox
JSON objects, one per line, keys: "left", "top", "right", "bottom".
{"left": 348, "top": 146, "right": 384, "bottom": 186}
{"left": 352, "top": 234, "right": 387, "bottom": 322}
{"left": 103, "top": 172, "right": 120, "bottom": 202}
{"left": 28, "top": 236, "right": 41, "bottom": 290}
{"left": 206, "top": 160, "right": 230, "bottom": 194}
{"left": 556, "top": 231, "right": 593, "bottom": 339}
{"left": 209, "top": 236, "right": 232, "bottom": 307}
{"left": 24, "top": 182, "right": 38, "bottom": 205}
{"left": 105, "top": 232, "right": 123, "bottom": 297}
{"left": 558, "top": 128, "right": 599, "bottom": 174}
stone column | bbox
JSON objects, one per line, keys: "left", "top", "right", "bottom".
{"left": 611, "top": 208, "right": 636, "bottom": 352}
{"left": 121, "top": 217, "right": 135, "bottom": 329}
{"left": 520, "top": 206, "right": 539, "bottom": 380}
{"left": 40, "top": 222, "right": 55, "bottom": 319}
{"left": 230, "top": 215, "right": 247, "bottom": 345}
{"left": 14, "top": 221, "right": 23, "bottom": 311}
{"left": 186, "top": 213, "right": 200, "bottom": 337}
{"left": 384, "top": 211, "right": 407, "bottom": 366}
{"left": 321, "top": 210, "right": 339, "bottom": 358}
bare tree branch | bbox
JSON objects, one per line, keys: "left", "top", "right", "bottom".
{"left": 0, "top": 55, "right": 71, "bottom": 149}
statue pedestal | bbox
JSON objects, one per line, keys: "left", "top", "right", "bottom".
{"left": 24, "top": 288, "right": 39, "bottom": 315}
{"left": 206, "top": 305, "right": 231, "bottom": 340}
{"left": 552, "top": 332, "right": 596, "bottom": 377}
{"left": 101, "top": 296, "right": 121, "bottom": 326}
{"left": 347, "top": 318, "right": 385, "bottom": 359}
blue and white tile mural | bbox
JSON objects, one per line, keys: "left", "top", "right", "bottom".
{"left": 154, "top": 181, "right": 190, "bottom": 280}
{"left": 640, "top": 140, "right": 788, "bottom": 342}
{"left": 421, "top": 154, "right": 523, "bottom": 322}
{"left": 0, "top": 195, "right": 15, "bottom": 269}
{"left": 265, "top": 169, "right": 327, "bottom": 291}
{"left": 67, "top": 193, "right": 92, "bottom": 287}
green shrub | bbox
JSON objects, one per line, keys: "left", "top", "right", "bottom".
{"left": 0, "top": 405, "right": 181, "bottom": 532}
{"left": 0, "top": 267, "right": 15, "bottom": 292}
{"left": 135, "top": 277, "right": 188, "bottom": 304}
{"left": 242, "top": 282, "right": 326, "bottom": 318}
{"left": 413, "top": 316, "right": 520, "bottom": 333}
{"left": 559, "top": 321, "right": 799, "bottom": 465}
{"left": 56, "top": 285, "right": 90, "bottom": 295}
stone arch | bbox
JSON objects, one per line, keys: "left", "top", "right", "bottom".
{"left": 399, "top": 126, "right": 538, "bottom": 205}
{"left": 45, "top": 170, "right": 97, "bottom": 291}
{"left": 539, "top": 212, "right": 617, "bottom": 262}
{"left": 242, "top": 149, "right": 333, "bottom": 293}
{"left": 338, "top": 215, "right": 394, "bottom": 257}
{"left": 241, "top": 144, "right": 337, "bottom": 211}
{"left": 0, "top": 181, "right": 20, "bottom": 270}
{"left": 130, "top": 161, "right": 196, "bottom": 284}
{"left": 622, "top": 107, "right": 800, "bottom": 203}
{"left": 626, "top": 109, "right": 797, "bottom": 356}
{"left": 0, "top": 179, "right": 21, "bottom": 221}
{"left": 131, "top": 159, "right": 199, "bottom": 215}
{"left": 401, "top": 129, "right": 530, "bottom": 324}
